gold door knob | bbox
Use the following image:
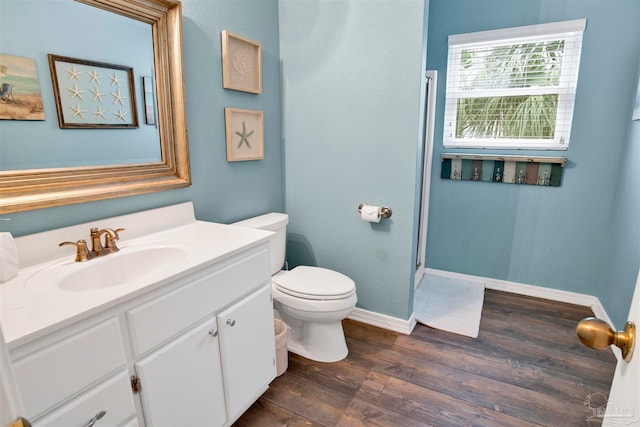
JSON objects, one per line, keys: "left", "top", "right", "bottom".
{"left": 576, "top": 317, "right": 635, "bottom": 362}
{"left": 10, "top": 418, "right": 32, "bottom": 427}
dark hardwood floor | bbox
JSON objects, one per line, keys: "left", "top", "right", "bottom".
{"left": 234, "top": 290, "right": 617, "bottom": 426}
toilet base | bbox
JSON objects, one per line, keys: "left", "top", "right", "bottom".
{"left": 286, "top": 320, "right": 349, "bottom": 363}
{"left": 272, "top": 287, "right": 357, "bottom": 363}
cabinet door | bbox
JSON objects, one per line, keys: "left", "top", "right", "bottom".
{"left": 134, "top": 318, "right": 226, "bottom": 427}
{"left": 217, "top": 284, "right": 276, "bottom": 420}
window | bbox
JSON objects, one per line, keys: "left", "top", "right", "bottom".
{"left": 444, "top": 19, "right": 586, "bottom": 150}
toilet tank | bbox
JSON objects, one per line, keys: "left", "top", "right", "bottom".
{"left": 232, "top": 213, "right": 289, "bottom": 275}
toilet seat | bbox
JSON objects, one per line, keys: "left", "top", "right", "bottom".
{"left": 273, "top": 266, "right": 356, "bottom": 301}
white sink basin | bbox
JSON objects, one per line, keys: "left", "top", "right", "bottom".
{"left": 25, "top": 243, "right": 190, "bottom": 293}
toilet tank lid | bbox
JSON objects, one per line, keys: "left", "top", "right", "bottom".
{"left": 232, "top": 212, "right": 289, "bottom": 231}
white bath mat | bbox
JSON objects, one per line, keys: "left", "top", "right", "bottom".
{"left": 414, "top": 273, "right": 485, "bottom": 338}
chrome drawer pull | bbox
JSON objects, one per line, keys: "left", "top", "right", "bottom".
{"left": 84, "top": 410, "right": 106, "bottom": 427}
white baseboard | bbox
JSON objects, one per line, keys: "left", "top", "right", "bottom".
{"left": 348, "top": 269, "right": 613, "bottom": 345}
{"left": 424, "top": 268, "right": 613, "bottom": 325}
{"left": 348, "top": 308, "right": 416, "bottom": 335}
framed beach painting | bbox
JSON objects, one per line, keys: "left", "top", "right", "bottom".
{"left": 0, "top": 54, "right": 45, "bottom": 120}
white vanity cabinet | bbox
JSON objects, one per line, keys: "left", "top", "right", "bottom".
{"left": 133, "top": 283, "right": 276, "bottom": 427}
{"left": 125, "top": 245, "right": 275, "bottom": 425}
{"left": 8, "top": 241, "right": 276, "bottom": 427}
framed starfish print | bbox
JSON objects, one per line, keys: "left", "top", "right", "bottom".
{"left": 48, "top": 54, "right": 138, "bottom": 128}
{"left": 225, "top": 107, "right": 264, "bottom": 161}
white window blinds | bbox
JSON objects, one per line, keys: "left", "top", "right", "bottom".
{"left": 444, "top": 19, "right": 586, "bottom": 150}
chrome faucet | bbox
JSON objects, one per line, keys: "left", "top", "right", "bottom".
{"left": 59, "top": 227, "right": 125, "bottom": 262}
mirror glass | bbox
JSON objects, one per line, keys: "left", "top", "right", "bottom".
{"left": 0, "top": 0, "right": 190, "bottom": 213}
{"left": 0, "top": 1, "right": 161, "bottom": 171}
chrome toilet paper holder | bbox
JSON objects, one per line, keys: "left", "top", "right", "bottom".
{"left": 358, "top": 203, "right": 392, "bottom": 219}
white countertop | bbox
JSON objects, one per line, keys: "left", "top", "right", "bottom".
{"left": 0, "top": 203, "right": 273, "bottom": 348}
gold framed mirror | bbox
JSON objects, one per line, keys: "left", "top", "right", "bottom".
{"left": 0, "top": 0, "right": 190, "bottom": 214}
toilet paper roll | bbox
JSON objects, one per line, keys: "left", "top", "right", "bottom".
{"left": 0, "top": 232, "right": 18, "bottom": 283}
{"left": 361, "top": 205, "right": 382, "bottom": 223}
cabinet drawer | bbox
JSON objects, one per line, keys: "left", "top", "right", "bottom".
{"left": 127, "top": 246, "right": 270, "bottom": 356}
{"left": 13, "top": 318, "right": 127, "bottom": 419}
{"left": 33, "top": 371, "right": 137, "bottom": 427}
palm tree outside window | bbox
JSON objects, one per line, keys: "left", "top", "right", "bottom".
{"left": 444, "top": 19, "right": 586, "bottom": 150}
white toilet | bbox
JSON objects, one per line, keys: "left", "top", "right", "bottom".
{"left": 232, "top": 213, "right": 357, "bottom": 363}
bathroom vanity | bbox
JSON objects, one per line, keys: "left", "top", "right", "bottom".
{"left": 0, "top": 203, "right": 276, "bottom": 426}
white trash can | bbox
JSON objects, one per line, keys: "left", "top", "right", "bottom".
{"left": 274, "top": 319, "right": 288, "bottom": 376}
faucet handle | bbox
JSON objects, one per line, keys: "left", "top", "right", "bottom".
{"left": 89, "top": 227, "right": 103, "bottom": 253}
{"left": 59, "top": 239, "right": 91, "bottom": 262}
{"left": 104, "top": 227, "right": 125, "bottom": 252}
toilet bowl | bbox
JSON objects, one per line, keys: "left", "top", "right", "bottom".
{"left": 232, "top": 213, "right": 357, "bottom": 363}
{"left": 272, "top": 267, "right": 357, "bottom": 362}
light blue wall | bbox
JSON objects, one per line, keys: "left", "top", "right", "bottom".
{"left": 1, "top": 0, "right": 284, "bottom": 237}
{"left": 602, "top": 59, "right": 640, "bottom": 328}
{"left": 180, "top": 0, "right": 284, "bottom": 224}
{"left": 425, "top": 0, "right": 640, "bottom": 324}
{"left": 279, "top": 0, "right": 426, "bottom": 319}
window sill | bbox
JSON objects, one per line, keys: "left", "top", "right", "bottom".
{"left": 443, "top": 142, "right": 568, "bottom": 151}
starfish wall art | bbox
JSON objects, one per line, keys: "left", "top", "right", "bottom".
{"left": 48, "top": 54, "right": 139, "bottom": 128}
{"left": 225, "top": 107, "right": 264, "bottom": 161}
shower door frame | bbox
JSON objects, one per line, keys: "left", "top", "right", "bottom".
{"left": 415, "top": 70, "right": 438, "bottom": 288}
